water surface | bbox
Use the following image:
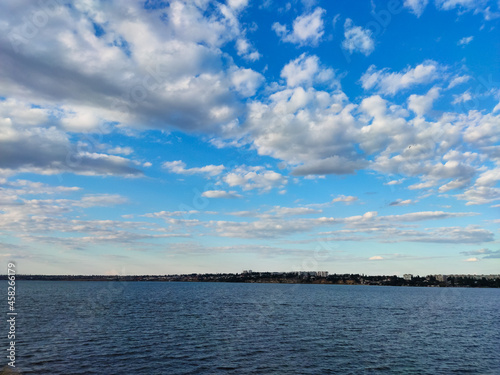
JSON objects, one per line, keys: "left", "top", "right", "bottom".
{"left": 5, "top": 281, "right": 500, "bottom": 374}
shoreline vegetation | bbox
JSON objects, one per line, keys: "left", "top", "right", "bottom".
{"left": 2, "top": 272, "right": 500, "bottom": 288}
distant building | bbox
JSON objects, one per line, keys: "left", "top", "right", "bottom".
{"left": 435, "top": 274, "right": 447, "bottom": 282}
{"left": 403, "top": 274, "right": 413, "bottom": 281}
{"left": 293, "top": 271, "right": 329, "bottom": 277}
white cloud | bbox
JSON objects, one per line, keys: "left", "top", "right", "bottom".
{"left": 0, "top": 124, "right": 142, "bottom": 176}
{"left": 342, "top": 18, "right": 375, "bottom": 56}
{"left": 280, "top": 53, "right": 334, "bottom": 88}
{"left": 438, "top": 178, "right": 472, "bottom": 192}
{"left": 75, "top": 194, "right": 129, "bottom": 208}
{"left": 235, "top": 38, "right": 261, "bottom": 61}
{"left": 452, "top": 91, "right": 472, "bottom": 104}
{"left": 223, "top": 166, "right": 287, "bottom": 191}
{"left": 323, "top": 223, "right": 492, "bottom": 244}
{"left": 462, "top": 111, "right": 500, "bottom": 146}
{"left": 436, "top": 0, "right": 478, "bottom": 10}
{"left": 0, "top": 179, "right": 80, "bottom": 196}
{"left": 460, "top": 248, "right": 500, "bottom": 259}
{"left": 108, "top": 146, "right": 133, "bottom": 155}
{"left": 458, "top": 36, "right": 474, "bottom": 46}
{"left": 474, "top": 167, "right": 500, "bottom": 187}
{"left": 202, "top": 190, "right": 242, "bottom": 198}
{"left": 208, "top": 208, "right": 483, "bottom": 241}
{"left": 408, "top": 87, "right": 440, "bottom": 116}
{"left": 231, "top": 68, "right": 264, "bottom": 97}
{"left": 385, "top": 179, "right": 405, "bottom": 185}
{"left": 162, "top": 160, "right": 225, "bottom": 177}
{"left": 244, "top": 83, "right": 364, "bottom": 176}
{"left": 436, "top": 0, "right": 496, "bottom": 15}
{"left": 0, "top": 98, "right": 50, "bottom": 127}
{"left": 361, "top": 61, "right": 441, "bottom": 95}
{"left": 369, "top": 255, "right": 383, "bottom": 260}
{"left": 389, "top": 199, "right": 414, "bottom": 206}
{"left": 381, "top": 211, "right": 476, "bottom": 222}
{"left": 143, "top": 210, "right": 200, "bottom": 219}
{"left": 434, "top": 0, "right": 500, "bottom": 20}
{"left": 404, "top": 0, "right": 429, "bottom": 16}
{"left": 272, "top": 7, "right": 325, "bottom": 46}
{"left": 269, "top": 206, "right": 322, "bottom": 216}
{"left": 291, "top": 156, "right": 367, "bottom": 176}
{"left": 447, "top": 75, "right": 471, "bottom": 89}
{"left": 0, "top": 187, "right": 175, "bottom": 250}
{"left": 227, "top": 0, "right": 249, "bottom": 11}
{"left": 464, "top": 257, "right": 478, "bottom": 262}
{"left": 457, "top": 186, "right": 500, "bottom": 205}
{"left": 332, "top": 195, "right": 358, "bottom": 204}
{"left": 0, "top": 0, "right": 262, "bottom": 139}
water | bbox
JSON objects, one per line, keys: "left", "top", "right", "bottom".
{"left": 4, "top": 281, "right": 500, "bottom": 374}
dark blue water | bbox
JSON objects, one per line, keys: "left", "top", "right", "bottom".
{"left": 3, "top": 281, "right": 500, "bottom": 374}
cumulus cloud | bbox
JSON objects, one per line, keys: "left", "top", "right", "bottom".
{"left": 202, "top": 190, "right": 242, "bottom": 198}
{"left": 385, "top": 179, "right": 405, "bottom": 185}
{"left": 0, "top": 179, "right": 80, "bottom": 196}
{"left": 272, "top": 7, "right": 325, "bottom": 46}
{"left": 243, "top": 82, "right": 364, "bottom": 176}
{"left": 162, "top": 160, "right": 225, "bottom": 177}
{"left": 389, "top": 199, "right": 414, "bottom": 206}
{"left": 0, "top": 0, "right": 262, "bottom": 138}
{"left": 369, "top": 255, "right": 383, "bottom": 260}
{"left": 142, "top": 210, "right": 200, "bottom": 219}
{"left": 0, "top": 0, "right": 276, "bottom": 181}
{"left": 404, "top": 0, "right": 429, "bottom": 16}
{"left": 269, "top": 206, "right": 322, "bottom": 216}
{"left": 0, "top": 126, "right": 142, "bottom": 176}
{"left": 235, "top": 38, "right": 261, "bottom": 61}
{"left": 408, "top": 87, "right": 440, "bottom": 117}
{"left": 342, "top": 18, "right": 375, "bottom": 56}
{"left": 280, "top": 53, "right": 334, "bottom": 88}
{"left": 291, "top": 156, "right": 367, "bottom": 176}
{"left": 74, "top": 194, "right": 129, "bottom": 208}
{"left": 231, "top": 68, "right": 264, "bottom": 97}
{"left": 389, "top": 210, "right": 475, "bottom": 221}
{"left": 456, "top": 186, "right": 500, "bottom": 205}
{"left": 227, "top": 0, "right": 249, "bottom": 11}
{"left": 435, "top": 0, "right": 500, "bottom": 18}
{"left": 332, "top": 195, "right": 358, "bottom": 204}
{"left": 223, "top": 166, "right": 287, "bottom": 191}
{"left": 452, "top": 91, "right": 472, "bottom": 104}
{"left": 462, "top": 111, "right": 500, "bottom": 146}
{"left": 361, "top": 61, "right": 441, "bottom": 95}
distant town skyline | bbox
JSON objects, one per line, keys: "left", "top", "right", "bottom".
{"left": 0, "top": 0, "right": 499, "bottom": 275}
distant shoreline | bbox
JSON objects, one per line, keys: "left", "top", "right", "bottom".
{"left": 2, "top": 272, "right": 499, "bottom": 288}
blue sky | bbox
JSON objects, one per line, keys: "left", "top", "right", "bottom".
{"left": 0, "top": 0, "right": 499, "bottom": 275}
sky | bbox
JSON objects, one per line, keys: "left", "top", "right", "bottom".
{"left": 0, "top": 0, "right": 499, "bottom": 276}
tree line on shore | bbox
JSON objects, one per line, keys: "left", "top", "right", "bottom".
{"left": 3, "top": 272, "right": 500, "bottom": 288}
